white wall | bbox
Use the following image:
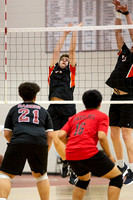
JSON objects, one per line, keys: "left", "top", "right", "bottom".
{"left": 8, "top": 0, "right": 45, "bottom": 28}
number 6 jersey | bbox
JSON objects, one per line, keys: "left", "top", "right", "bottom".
{"left": 4, "top": 102, "right": 53, "bottom": 145}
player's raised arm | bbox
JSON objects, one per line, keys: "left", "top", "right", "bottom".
{"left": 120, "top": 3, "right": 133, "bottom": 42}
{"left": 50, "top": 23, "right": 73, "bottom": 67}
{"left": 69, "top": 22, "right": 83, "bottom": 67}
{"left": 113, "top": 0, "right": 124, "bottom": 51}
{"left": 115, "top": 17, "right": 124, "bottom": 51}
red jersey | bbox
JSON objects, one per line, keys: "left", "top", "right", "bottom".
{"left": 62, "top": 109, "right": 109, "bottom": 160}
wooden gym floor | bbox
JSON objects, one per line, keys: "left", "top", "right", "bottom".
{"left": 7, "top": 174, "right": 133, "bottom": 200}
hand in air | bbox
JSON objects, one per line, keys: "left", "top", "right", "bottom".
{"left": 112, "top": 0, "right": 128, "bottom": 13}
{"left": 64, "top": 22, "right": 73, "bottom": 35}
{"left": 112, "top": 0, "right": 121, "bottom": 11}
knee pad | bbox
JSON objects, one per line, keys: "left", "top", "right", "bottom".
{"left": 36, "top": 173, "right": 48, "bottom": 183}
{"left": 0, "top": 172, "right": 11, "bottom": 182}
{"left": 75, "top": 179, "right": 90, "bottom": 190}
{"left": 109, "top": 174, "right": 123, "bottom": 189}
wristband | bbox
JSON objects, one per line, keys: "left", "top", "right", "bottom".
{"left": 117, "top": 9, "right": 129, "bottom": 15}
{"left": 117, "top": 10, "right": 122, "bottom": 13}
{"left": 116, "top": 11, "right": 121, "bottom": 19}
{"left": 123, "top": 11, "right": 129, "bottom": 15}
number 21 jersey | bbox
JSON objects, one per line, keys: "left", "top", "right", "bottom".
{"left": 4, "top": 102, "right": 53, "bottom": 145}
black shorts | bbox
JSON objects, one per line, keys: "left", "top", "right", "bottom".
{"left": 47, "top": 104, "right": 76, "bottom": 130}
{"left": 0, "top": 143, "right": 48, "bottom": 175}
{"left": 109, "top": 93, "right": 133, "bottom": 128}
{"left": 68, "top": 151, "right": 115, "bottom": 177}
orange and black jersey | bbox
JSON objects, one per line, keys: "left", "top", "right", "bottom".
{"left": 48, "top": 62, "right": 76, "bottom": 100}
{"left": 106, "top": 43, "right": 133, "bottom": 94}
{"left": 4, "top": 102, "right": 53, "bottom": 145}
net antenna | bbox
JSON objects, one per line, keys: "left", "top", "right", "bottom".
{"left": 4, "top": 0, "right": 7, "bottom": 103}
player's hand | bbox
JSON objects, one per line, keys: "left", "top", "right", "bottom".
{"left": 64, "top": 22, "right": 73, "bottom": 35}
{"left": 109, "top": 154, "right": 116, "bottom": 163}
{"left": 120, "top": 3, "right": 128, "bottom": 13}
{"left": 76, "top": 22, "right": 83, "bottom": 27}
{"left": 112, "top": 0, "right": 121, "bottom": 11}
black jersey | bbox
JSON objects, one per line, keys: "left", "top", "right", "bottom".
{"left": 48, "top": 62, "right": 76, "bottom": 100}
{"left": 106, "top": 43, "right": 133, "bottom": 94}
{"left": 4, "top": 102, "right": 53, "bottom": 145}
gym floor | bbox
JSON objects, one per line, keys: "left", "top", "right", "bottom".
{"left": 8, "top": 174, "right": 133, "bottom": 199}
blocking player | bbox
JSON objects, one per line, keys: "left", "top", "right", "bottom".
{"left": 106, "top": 0, "right": 133, "bottom": 185}
{"left": 47, "top": 22, "right": 83, "bottom": 184}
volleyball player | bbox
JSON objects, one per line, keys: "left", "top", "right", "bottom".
{"left": 0, "top": 82, "right": 53, "bottom": 200}
{"left": 47, "top": 22, "right": 82, "bottom": 184}
{"left": 53, "top": 89, "right": 122, "bottom": 200}
{"left": 106, "top": 0, "right": 133, "bottom": 185}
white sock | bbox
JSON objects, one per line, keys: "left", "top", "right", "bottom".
{"left": 129, "top": 163, "right": 133, "bottom": 172}
{"left": 0, "top": 198, "right": 7, "bottom": 200}
{"left": 117, "top": 159, "right": 125, "bottom": 168}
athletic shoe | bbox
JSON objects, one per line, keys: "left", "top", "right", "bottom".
{"left": 123, "top": 169, "right": 133, "bottom": 185}
{"left": 117, "top": 163, "right": 129, "bottom": 178}
{"left": 61, "top": 161, "right": 69, "bottom": 178}
{"left": 69, "top": 170, "right": 77, "bottom": 185}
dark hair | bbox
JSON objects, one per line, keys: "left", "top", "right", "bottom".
{"left": 18, "top": 82, "right": 40, "bottom": 101}
{"left": 59, "top": 54, "right": 69, "bottom": 62}
{"left": 82, "top": 89, "right": 102, "bottom": 109}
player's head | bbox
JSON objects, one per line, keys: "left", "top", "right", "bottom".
{"left": 82, "top": 89, "right": 102, "bottom": 109}
{"left": 19, "top": 82, "right": 40, "bottom": 101}
{"left": 59, "top": 54, "right": 69, "bottom": 69}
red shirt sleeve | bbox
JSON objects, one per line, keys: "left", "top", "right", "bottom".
{"left": 70, "top": 64, "right": 76, "bottom": 87}
{"left": 98, "top": 114, "right": 109, "bottom": 135}
{"left": 118, "top": 50, "right": 122, "bottom": 56}
{"left": 61, "top": 120, "right": 71, "bottom": 136}
{"left": 70, "top": 64, "right": 76, "bottom": 73}
{"left": 48, "top": 65, "right": 54, "bottom": 85}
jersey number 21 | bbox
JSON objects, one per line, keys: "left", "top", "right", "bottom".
{"left": 18, "top": 108, "right": 39, "bottom": 124}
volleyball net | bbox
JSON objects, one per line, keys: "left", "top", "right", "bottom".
{"left": 0, "top": 25, "right": 133, "bottom": 104}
